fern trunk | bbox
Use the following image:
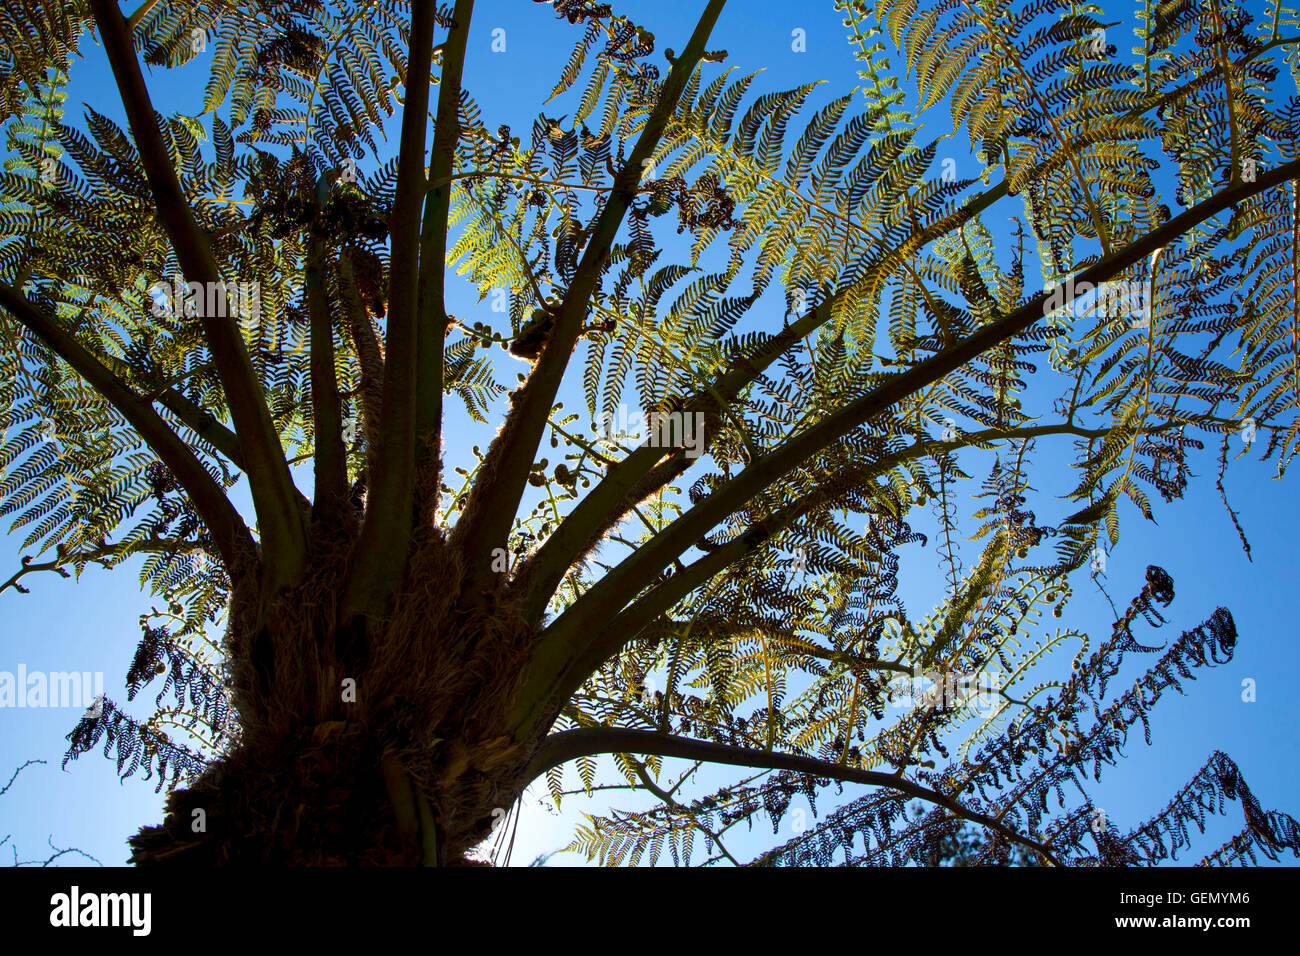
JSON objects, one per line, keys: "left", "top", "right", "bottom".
{"left": 127, "top": 725, "right": 521, "bottom": 866}
{"left": 126, "top": 534, "right": 539, "bottom": 865}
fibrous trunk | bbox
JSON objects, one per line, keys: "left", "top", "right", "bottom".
{"left": 129, "top": 531, "right": 537, "bottom": 865}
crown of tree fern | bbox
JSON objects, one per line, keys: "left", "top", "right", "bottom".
{"left": 0, "top": 0, "right": 1296, "bottom": 866}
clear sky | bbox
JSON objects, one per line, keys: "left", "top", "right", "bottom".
{"left": 1, "top": 0, "right": 1297, "bottom": 867}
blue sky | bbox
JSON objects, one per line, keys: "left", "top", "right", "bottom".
{"left": 2, "top": 0, "right": 1298, "bottom": 866}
